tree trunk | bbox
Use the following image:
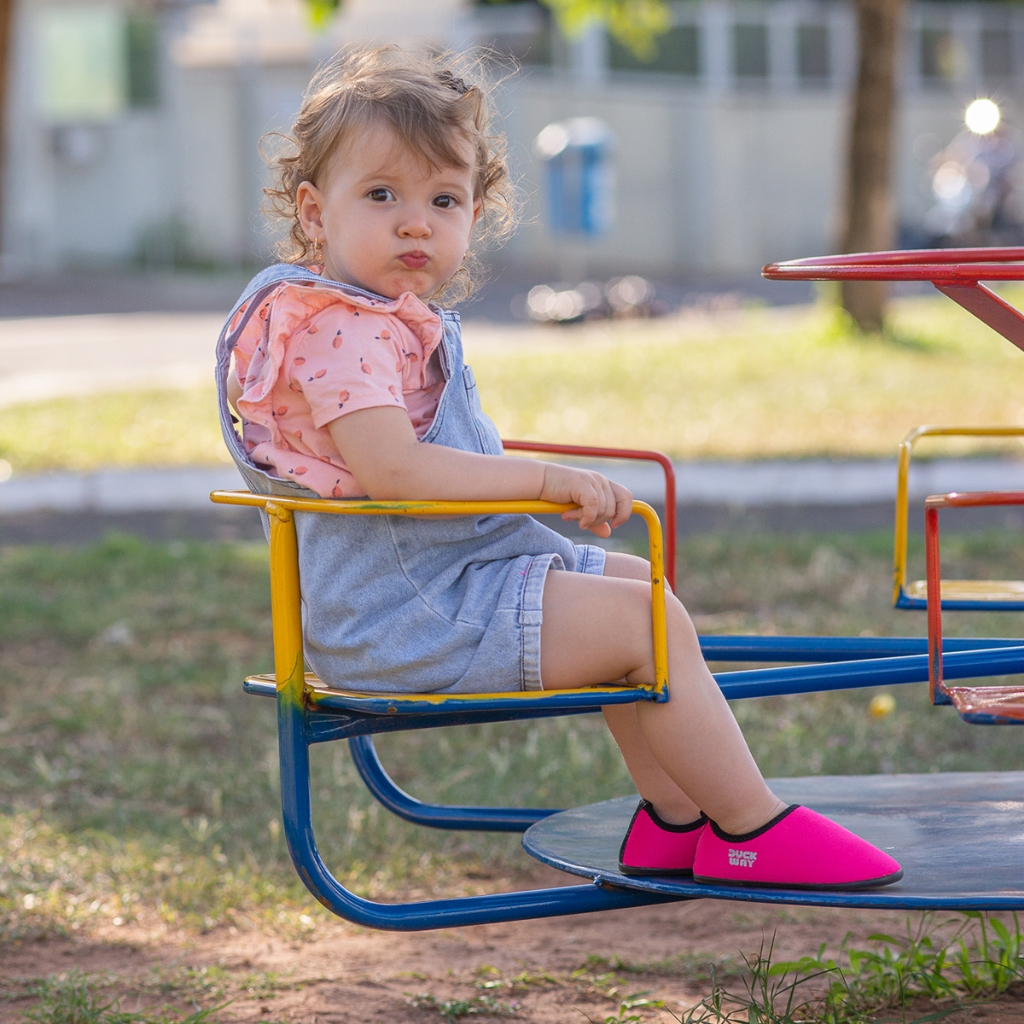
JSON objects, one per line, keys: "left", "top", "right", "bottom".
{"left": 841, "top": 0, "right": 904, "bottom": 333}
{"left": 0, "top": 0, "right": 12, "bottom": 263}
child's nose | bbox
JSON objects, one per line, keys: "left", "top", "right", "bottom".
{"left": 398, "top": 209, "right": 432, "bottom": 238}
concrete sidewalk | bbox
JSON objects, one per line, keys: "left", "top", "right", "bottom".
{"left": 1, "top": 457, "right": 1021, "bottom": 515}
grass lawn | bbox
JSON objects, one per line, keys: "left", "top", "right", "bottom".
{"left": 1, "top": 529, "right": 1023, "bottom": 944}
{"left": 2, "top": 293, "right": 1024, "bottom": 1019}
{"left": 2, "top": 293, "right": 1024, "bottom": 475}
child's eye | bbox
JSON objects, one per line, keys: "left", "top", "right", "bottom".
{"left": 433, "top": 194, "right": 459, "bottom": 209}
{"left": 367, "top": 188, "right": 394, "bottom": 202}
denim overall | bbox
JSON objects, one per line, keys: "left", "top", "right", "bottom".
{"left": 216, "top": 265, "right": 605, "bottom": 693}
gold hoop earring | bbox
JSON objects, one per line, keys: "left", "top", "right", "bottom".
{"left": 310, "top": 237, "right": 323, "bottom": 263}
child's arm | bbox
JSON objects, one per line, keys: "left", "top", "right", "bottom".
{"left": 226, "top": 366, "right": 243, "bottom": 415}
{"left": 328, "top": 407, "right": 631, "bottom": 537}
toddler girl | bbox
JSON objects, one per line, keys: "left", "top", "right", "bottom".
{"left": 216, "top": 46, "right": 901, "bottom": 891}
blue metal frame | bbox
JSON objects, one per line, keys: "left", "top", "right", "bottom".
{"left": 895, "top": 592, "right": 1024, "bottom": 612}
{"left": 264, "top": 638, "right": 1024, "bottom": 928}
{"left": 276, "top": 681, "right": 682, "bottom": 928}
{"left": 698, "top": 634, "right": 1024, "bottom": 661}
{"left": 335, "top": 641, "right": 1024, "bottom": 833}
{"left": 348, "top": 735, "right": 556, "bottom": 831}
{"left": 247, "top": 641, "right": 1024, "bottom": 719}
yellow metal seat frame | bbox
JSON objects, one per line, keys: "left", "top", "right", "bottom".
{"left": 893, "top": 425, "right": 1024, "bottom": 609}
{"left": 209, "top": 491, "right": 670, "bottom": 710}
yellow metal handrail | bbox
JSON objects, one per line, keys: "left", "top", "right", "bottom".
{"left": 894, "top": 425, "right": 1024, "bottom": 606}
{"left": 210, "top": 491, "right": 670, "bottom": 706}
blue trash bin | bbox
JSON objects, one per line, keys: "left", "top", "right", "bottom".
{"left": 534, "top": 117, "right": 614, "bottom": 238}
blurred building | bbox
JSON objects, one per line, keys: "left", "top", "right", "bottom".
{"left": 3, "top": 0, "right": 1024, "bottom": 280}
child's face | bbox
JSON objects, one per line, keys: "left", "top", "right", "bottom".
{"left": 296, "top": 125, "right": 481, "bottom": 300}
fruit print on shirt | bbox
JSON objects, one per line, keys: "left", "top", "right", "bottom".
{"left": 233, "top": 280, "right": 445, "bottom": 499}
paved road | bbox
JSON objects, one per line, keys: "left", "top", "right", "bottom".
{"left": 0, "top": 268, "right": 817, "bottom": 323}
{"left": 0, "top": 312, "right": 225, "bottom": 407}
{"left": 0, "top": 304, "right": 660, "bottom": 407}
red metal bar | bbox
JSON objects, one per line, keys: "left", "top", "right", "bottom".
{"left": 932, "top": 284, "right": 1024, "bottom": 351}
{"left": 762, "top": 248, "right": 1024, "bottom": 351}
{"left": 763, "top": 262, "right": 1024, "bottom": 282}
{"left": 925, "top": 505, "right": 944, "bottom": 705}
{"left": 502, "top": 440, "right": 677, "bottom": 590}
{"left": 924, "top": 489, "right": 1024, "bottom": 704}
{"left": 766, "top": 247, "right": 1024, "bottom": 271}
{"left": 925, "top": 490, "right": 1024, "bottom": 510}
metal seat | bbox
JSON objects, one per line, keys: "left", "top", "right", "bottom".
{"left": 212, "top": 249, "right": 1024, "bottom": 926}
{"left": 763, "top": 249, "right": 1024, "bottom": 615}
{"left": 893, "top": 425, "right": 1024, "bottom": 610}
{"left": 925, "top": 489, "right": 1024, "bottom": 724}
{"left": 213, "top": 482, "right": 1024, "bottom": 927}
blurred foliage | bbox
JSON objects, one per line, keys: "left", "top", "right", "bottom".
{"left": 304, "top": 0, "right": 341, "bottom": 32}
{"left": 539, "top": 0, "right": 671, "bottom": 60}
{"left": 300, "top": 0, "right": 672, "bottom": 58}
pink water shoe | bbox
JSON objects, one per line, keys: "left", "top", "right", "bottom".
{"left": 618, "top": 800, "right": 708, "bottom": 876}
{"left": 692, "top": 805, "right": 902, "bottom": 890}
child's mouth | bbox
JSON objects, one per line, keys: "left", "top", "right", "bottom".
{"left": 399, "top": 252, "right": 429, "bottom": 269}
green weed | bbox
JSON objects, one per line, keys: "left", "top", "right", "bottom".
{"left": 668, "top": 914, "right": 1024, "bottom": 1024}
{"left": 580, "top": 952, "right": 746, "bottom": 983}
{"left": 474, "top": 965, "right": 558, "bottom": 992}
{"left": 24, "top": 969, "right": 226, "bottom": 1024}
{"left": 405, "top": 991, "right": 519, "bottom": 1021}
{"left": 581, "top": 991, "right": 666, "bottom": 1024}
{"left": 775, "top": 913, "right": 1024, "bottom": 1018}
{"left": 143, "top": 966, "right": 231, "bottom": 1000}
{"left": 673, "top": 931, "right": 965, "bottom": 1024}
{"left": 949, "top": 911, "right": 1024, "bottom": 996}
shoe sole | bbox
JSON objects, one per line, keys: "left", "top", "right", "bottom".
{"left": 619, "top": 864, "right": 694, "bottom": 878}
{"left": 691, "top": 868, "right": 903, "bottom": 891}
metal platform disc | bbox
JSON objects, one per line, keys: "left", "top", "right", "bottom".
{"left": 522, "top": 772, "right": 1024, "bottom": 910}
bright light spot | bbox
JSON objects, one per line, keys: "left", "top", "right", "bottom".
{"left": 933, "top": 161, "right": 970, "bottom": 202}
{"left": 965, "top": 98, "right": 1001, "bottom": 135}
{"left": 0, "top": 459, "right": 10, "bottom": 483}
{"left": 534, "top": 123, "right": 569, "bottom": 159}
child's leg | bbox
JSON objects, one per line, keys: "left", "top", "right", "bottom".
{"left": 540, "top": 556, "right": 785, "bottom": 835}
{"left": 598, "top": 553, "right": 702, "bottom": 824}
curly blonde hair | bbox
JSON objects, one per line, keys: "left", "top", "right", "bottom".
{"left": 263, "top": 46, "right": 518, "bottom": 304}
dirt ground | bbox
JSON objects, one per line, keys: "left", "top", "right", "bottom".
{"left": 3, "top": 865, "right": 1024, "bottom": 1024}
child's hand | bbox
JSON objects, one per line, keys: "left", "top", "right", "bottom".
{"left": 539, "top": 463, "right": 632, "bottom": 538}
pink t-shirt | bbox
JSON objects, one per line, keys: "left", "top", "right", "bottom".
{"left": 232, "top": 277, "right": 444, "bottom": 498}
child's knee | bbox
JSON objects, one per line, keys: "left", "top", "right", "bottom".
{"left": 666, "top": 594, "right": 700, "bottom": 648}
{"left": 603, "top": 551, "right": 650, "bottom": 582}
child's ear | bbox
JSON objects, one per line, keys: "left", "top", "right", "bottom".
{"left": 471, "top": 196, "right": 482, "bottom": 228}
{"left": 296, "top": 181, "right": 326, "bottom": 239}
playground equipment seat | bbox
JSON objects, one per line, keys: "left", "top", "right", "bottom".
{"left": 926, "top": 488, "right": 1024, "bottom": 724}
{"left": 213, "top": 476, "right": 1024, "bottom": 920}
{"left": 764, "top": 247, "right": 1024, "bottom": 616}
{"left": 214, "top": 248, "right": 1024, "bottom": 926}
{"left": 893, "top": 425, "right": 1024, "bottom": 610}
